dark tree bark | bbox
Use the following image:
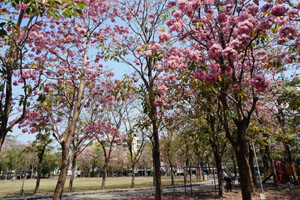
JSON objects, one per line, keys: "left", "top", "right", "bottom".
{"left": 211, "top": 144, "right": 225, "bottom": 197}
{"left": 101, "top": 163, "right": 108, "bottom": 190}
{"left": 33, "top": 159, "right": 42, "bottom": 194}
{"left": 33, "top": 143, "right": 48, "bottom": 194}
{"left": 234, "top": 141, "right": 252, "bottom": 200}
{"left": 231, "top": 154, "right": 237, "bottom": 179}
{"left": 131, "top": 164, "right": 136, "bottom": 188}
{"left": 284, "top": 143, "right": 299, "bottom": 185}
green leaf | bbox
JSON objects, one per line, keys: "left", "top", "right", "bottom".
{"left": 0, "top": 29, "right": 7, "bottom": 37}
{"left": 37, "top": 94, "right": 46, "bottom": 103}
{"left": 76, "top": 2, "right": 87, "bottom": 9}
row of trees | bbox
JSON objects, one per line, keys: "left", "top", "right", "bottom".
{"left": 0, "top": 0, "right": 300, "bottom": 200}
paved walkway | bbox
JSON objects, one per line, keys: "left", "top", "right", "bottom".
{"left": 61, "top": 182, "right": 213, "bottom": 200}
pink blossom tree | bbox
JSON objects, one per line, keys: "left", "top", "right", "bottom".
{"left": 18, "top": 0, "right": 118, "bottom": 198}
{"left": 0, "top": 0, "right": 87, "bottom": 151}
{"left": 163, "top": 1, "right": 300, "bottom": 199}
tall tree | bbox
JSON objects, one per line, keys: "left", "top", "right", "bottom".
{"left": 110, "top": 1, "right": 172, "bottom": 199}
{"left": 19, "top": 0, "right": 118, "bottom": 198}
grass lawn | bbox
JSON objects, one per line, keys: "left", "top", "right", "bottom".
{"left": 0, "top": 176, "right": 191, "bottom": 198}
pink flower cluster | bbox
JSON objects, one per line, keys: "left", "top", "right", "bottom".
{"left": 250, "top": 76, "right": 268, "bottom": 92}
{"left": 208, "top": 43, "right": 222, "bottom": 59}
{"left": 271, "top": 5, "right": 286, "bottom": 16}
{"left": 157, "top": 85, "right": 168, "bottom": 95}
{"left": 159, "top": 31, "right": 171, "bottom": 43}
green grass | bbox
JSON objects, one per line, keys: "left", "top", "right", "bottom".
{"left": 0, "top": 176, "right": 191, "bottom": 198}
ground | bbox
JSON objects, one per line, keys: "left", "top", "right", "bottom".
{"left": 0, "top": 176, "right": 192, "bottom": 198}
{"left": 0, "top": 177, "right": 298, "bottom": 199}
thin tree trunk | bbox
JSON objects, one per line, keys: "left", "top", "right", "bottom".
{"left": 0, "top": 133, "right": 7, "bottom": 152}
{"left": 68, "top": 155, "right": 77, "bottom": 192}
{"left": 184, "top": 166, "right": 187, "bottom": 193}
{"left": 101, "top": 164, "right": 108, "bottom": 190}
{"left": 261, "top": 149, "right": 269, "bottom": 176}
{"left": 249, "top": 145, "right": 257, "bottom": 189}
{"left": 152, "top": 156, "right": 156, "bottom": 187}
{"left": 170, "top": 164, "right": 174, "bottom": 185}
{"left": 284, "top": 143, "right": 299, "bottom": 185}
{"left": 33, "top": 159, "right": 42, "bottom": 194}
{"left": 131, "top": 164, "right": 135, "bottom": 188}
{"left": 265, "top": 145, "right": 279, "bottom": 186}
{"left": 152, "top": 122, "right": 162, "bottom": 200}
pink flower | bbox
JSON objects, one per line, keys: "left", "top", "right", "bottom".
{"left": 287, "top": 9, "right": 299, "bottom": 19}
{"left": 258, "top": 19, "right": 273, "bottom": 30}
{"left": 205, "top": 73, "right": 218, "bottom": 84}
{"left": 167, "top": 1, "right": 177, "bottom": 8}
{"left": 158, "top": 31, "right": 171, "bottom": 43}
{"left": 279, "top": 25, "right": 297, "bottom": 40}
{"left": 262, "top": 4, "right": 273, "bottom": 13}
{"left": 208, "top": 43, "right": 222, "bottom": 59}
{"left": 271, "top": 5, "right": 286, "bottom": 16}
{"left": 156, "top": 66, "right": 163, "bottom": 72}
{"left": 150, "top": 43, "right": 161, "bottom": 52}
{"left": 250, "top": 76, "right": 268, "bottom": 92}
{"left": 222, "top": 47, "right": 237, "bottom": 60}
{"left": 144, "top": 49, "right": 152, "bottom": 56}
{"left": 194, "top": 70, "right": 205, "bottom": 80}
{"left": 173, "top": 10, "right": 183, "bottom": 19}
{"left": 217, "top": 13, "right": 227, "bottom": 23}
{"left": 18, "top": 2, "right": 27, "bottom": 10}
{"left": 247, "top": 5, "right": 259, "bottom": 16}
{"left": 157, "top": 85, "right": 168, "bottom": 95}
{"left": 170, "top": 21, "right": 183, "bottom": 33}
{"left": 178, "top": 0, "right": 187, "bottom": 11}
{"left": 189, "top": 50, "right": 201, "bottom": 62}
{"left": 154, "top": 98, "right": 164, "bottom": 107}
{"left": 237, "top": 20, "right": 254, "bottom": 35}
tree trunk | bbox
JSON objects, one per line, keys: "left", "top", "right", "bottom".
{"left": 231, "top": 154, "right": 237, "bottom": 179}
{"left": 261, "top": 149, "right": 269, "bottom": 176}
{"left": 33, "top": 158, "right": 42, "bottom": 194}
{"left": 249, "top": 145, "right": 257, "bottom": 190}
{"left": 131, "top": 164, "right": 135, "bottom": 188}
{"left": 184, "top": 166, "right": 187, "bottom": 193}
{"left": 68, "top": 155, "right": 77, "bottom": 192}
{"left": 101, "top": 164, "right": 108, "bottom": 190}
{"left": 265, "top": 145, "right": 279, "bottom": 186}
{"left": 53, "top": 147, "right": 70, "bottom": 200}
{"left": 152, "top": 158, "right": 156, "bottom": 187}
{"left": 214, "top": 154, "right": 224, "bottom": 197}
{"left": 235, "top": 143, "right": 252, "bottom": 200}
{"left": 284, "top": 143, "right": 299, "bottom": 185}
{"left": 152, "top": 122, "right": 162, "bottom": 200}
{"left": 0, "top": 132, "right": 7, "bottom": 152}
{"left": 170, "top": 164, "right": 174, "bottom": 185}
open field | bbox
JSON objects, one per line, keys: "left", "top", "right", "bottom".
{"left": 0, "top": 176, "right": 194, "bottom": 198}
